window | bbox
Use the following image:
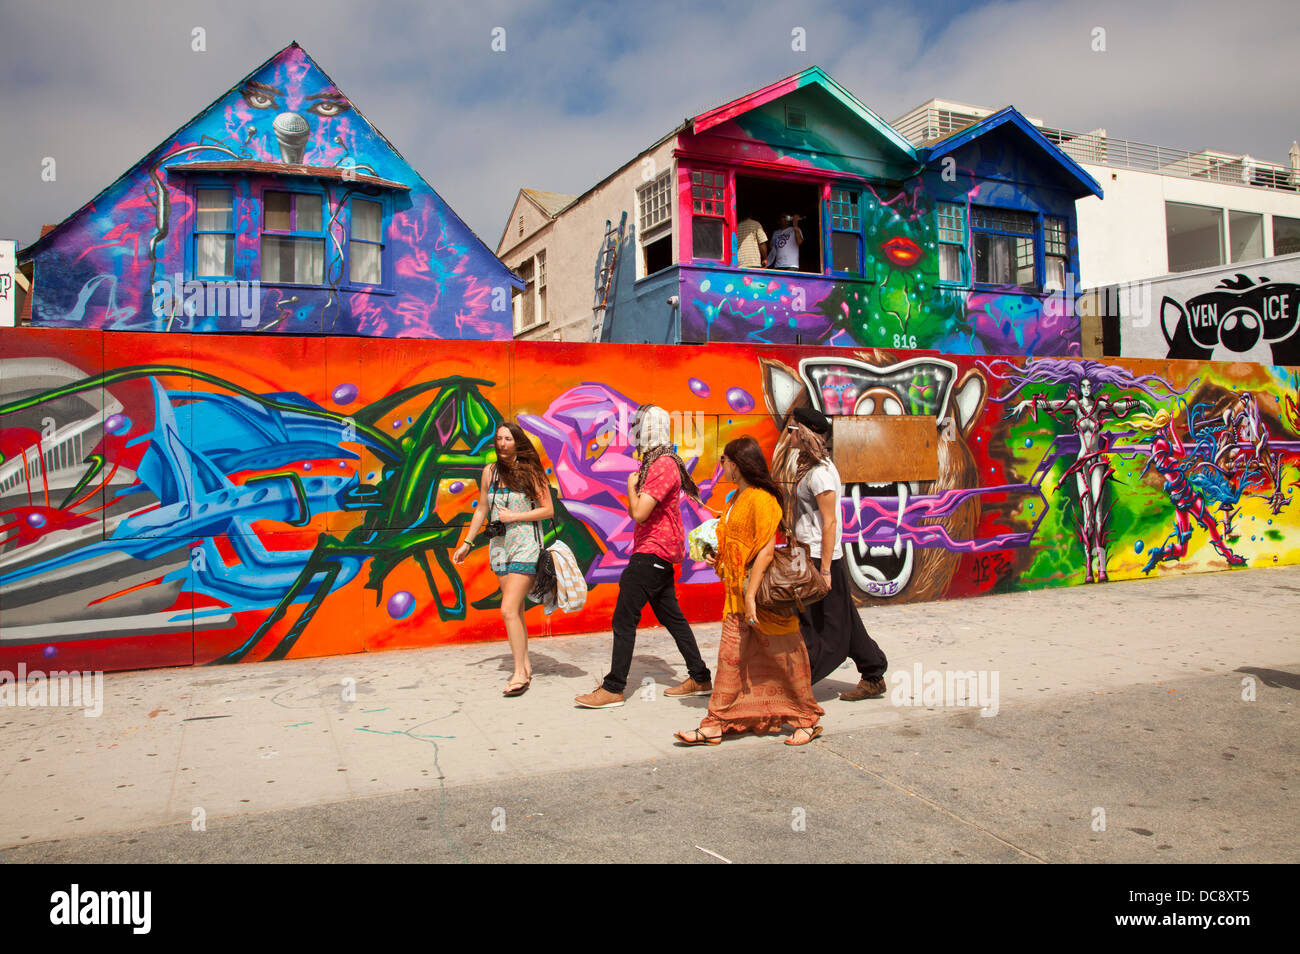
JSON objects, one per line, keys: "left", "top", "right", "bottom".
{"left": 1043, "top": 216, "right": 1068, "bottom": 290}
{"left": 513, "top": 257, "right": 537, "bottom": 332}
{"left": 1229, "top": 210, "right": 1264, "bottom": 263}
{"left": 971, "top": 206, "right": 1036, "bottom": 287}
{"left": 829, "top": 188, "right": 862, "bottom": 274}
{"left": 1166, "top": 201, "right": 1224, "bottom": 272}
{"left": 349, "top": 199, "right": 383, "bottom": 285}
{"left": 638, "top": 170, "right": 672, "bottom": 233}
{"left": 936, "top": 202, "right": 968, "bottom": 286}
{"left": 535, "top": 250, "right": 546, "bottom": 327}
{"left": 1275, "top": 215, "right": 1300, "bottom": 256}
{"left": 691, "top": 169, "right": 727, "bottom": 261}
{"left": 194, "top": 188, "right": 234, "bottom": 278}
{"left": 261, "top": 190, "right": 324, "bottom": 284}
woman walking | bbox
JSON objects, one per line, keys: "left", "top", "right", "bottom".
{"left": 453, "top": 422, "right": 554, "bottom": 697}
{"left": 674, "top": 436, "right": 824, "bottom": 746}
{"left": 783, "top": 408, "right": 888, "bottom": 699}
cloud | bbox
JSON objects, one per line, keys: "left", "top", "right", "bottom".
{"left": 1, "top": 0, "right": 1296, "bottom": 253}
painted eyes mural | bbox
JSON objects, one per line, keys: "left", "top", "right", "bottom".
{"left": 25, "top": 45, "right": 513, "bottom": 339}
{"left": 2, "top": 331, "right": 1298, "bottom": 674}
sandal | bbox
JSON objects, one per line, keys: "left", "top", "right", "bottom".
{"left": 784, "top": 725, "right": 823, "bottom": 746}
{"left": 503, "top": 678, "right": 531, "bottom": 697}
{"left": 674, "top": 728, "right": 721, "bottom": 746}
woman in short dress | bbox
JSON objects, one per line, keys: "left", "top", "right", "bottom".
{"left": 674, "top": 436, "right": 824, "bottom": 746}
{"left": 453, "top": 422, "right": 554, "bottom": 697}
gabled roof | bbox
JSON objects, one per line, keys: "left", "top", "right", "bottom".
{"left": 521, "top": 188, "right": 576, "bottom": 217}
{"left": 918, "top": 106, "right": 1104, "bottom": 199}
{"left": 689, "top": 66, "right": 918, "bottom": 167}
{"left": 19, "top": 42, "right": 511, "bottom": 274}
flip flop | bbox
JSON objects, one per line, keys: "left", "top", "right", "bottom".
{"left": 503, "top": 679, "right": 531, "bottom": 697}
{"left": 784, "top": 725, "right": 823, "bottom": 746}
{"left": 674, "top": 728, "right": 721, "bottom": 746}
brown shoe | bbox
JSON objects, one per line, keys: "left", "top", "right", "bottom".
{"left": 839, "top": 677, "right": 887, "bottom": 701}
{"left": 664, "top": 677, "right": 713, "bottom": 697}
{"left": 574, "top": 687, "right": 625, "bottom": 709}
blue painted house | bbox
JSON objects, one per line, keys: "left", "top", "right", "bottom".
{"left": 19, "top": 43, "right": 519, "bottom": 338}
{"left": 507, "top": 68, "right": 1101, "bottom": 357}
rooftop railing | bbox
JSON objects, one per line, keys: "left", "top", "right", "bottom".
{"left": 894, "top": 108, "right": 1299, "bottom": 193}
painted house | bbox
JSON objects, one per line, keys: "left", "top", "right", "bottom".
{"left": 503, "top": 67, "right": 1101, "bottom": 358}
{"left": 19, "top": 43, "right": 519, "bottom": 338}
{"left": 894, "top": 98, "right": 1300, "bottom": 288}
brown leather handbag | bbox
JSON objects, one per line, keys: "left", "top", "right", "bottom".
{"left": 755, "top": 521, "right": 829, "bottom": 614}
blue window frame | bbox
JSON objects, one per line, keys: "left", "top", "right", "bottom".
{"left": 193, "top": 187, "right": 235, "bottom": 279}
{"left": 829, "top": 187, "right": 862, "bottom": 275}
{"left": 971, "top": 206, "right": 1036, "bottom": 289}
{"left": 1043, "top": 215, "right": 1069, "bottom": 290}
{"left": 260, "top": 189, "right": 326, "bottom": 285}
{"left": 936, "top": 201, "right": 969, "bottom": 287}
{"left": 348, "top": 198, "right": 385, "bottom": 286}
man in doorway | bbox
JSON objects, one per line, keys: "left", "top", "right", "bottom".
{"left": 735, "top": 209, "right": 768, "bottom": 269}
{"left": 766, "top": 213, "right": 803, "bottom": 270}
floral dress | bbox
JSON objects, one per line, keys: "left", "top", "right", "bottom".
{"left": 488, "top": 469, "right": 541, "bottom": 576}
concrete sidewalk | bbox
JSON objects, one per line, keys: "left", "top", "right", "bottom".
{"left": 1, "top": 565, "right": 1297, "bottom": 860}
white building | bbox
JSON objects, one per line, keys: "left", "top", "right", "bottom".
{"left": 892, "top": 99, "right": 1300, "bottom": 289}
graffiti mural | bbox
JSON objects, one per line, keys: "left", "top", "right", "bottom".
{"left": 1161, "top": 274, "right": 1300, "bottom": 364}
{"left": 20, "top": 44, "right": 517, "bottom": 338}
{"left": 3, "top": 329, "right": 1298, "bottom": 673}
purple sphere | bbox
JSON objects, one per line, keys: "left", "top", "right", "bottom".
{"left": 387, "top": 591, "right": 416, "bottom": 620}
{"left": 725, "top": 387, "right": 755, "bottom": 413}
{"left": 332, "top": 383, "right": 358, "bottom": 405}
{"left": 449, "top": 481, "right": 465, "bottom": 493}
{"left": 302, "top": 462, "right": 312, "bottom": 471}
{"left": 688, "top": 377, "right": 711, "bottom": 398}
{"left": 43, "top": 645, "right": 57, "bottom": 659}
{"left": 26, "top": 512, "right": 47, "bottom": 529}
{"left": 105, "top": 413, "right": 131, "bottom": 435}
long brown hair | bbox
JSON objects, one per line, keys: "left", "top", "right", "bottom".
{"left": 723, "top": 435, "right": 784, "bottom": 510}
{"left": 494, "top": 422, "right": 548, "bottom": 499}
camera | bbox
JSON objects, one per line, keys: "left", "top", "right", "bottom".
{"left": 482, "top": 520, "right": 507, "bottom": 539}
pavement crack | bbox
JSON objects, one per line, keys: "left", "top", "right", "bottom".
{"left": 815, "top": 741, "right": 1049, "bottom": 863}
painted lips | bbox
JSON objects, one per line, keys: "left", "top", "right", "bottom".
{"left": 881, "top": 236, "right": 922, "bottom": 268}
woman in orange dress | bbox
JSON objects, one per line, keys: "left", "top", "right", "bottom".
{"left": 674, "top": 436, "right": 825, "bottom": 746}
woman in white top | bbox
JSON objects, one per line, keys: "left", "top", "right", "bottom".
{"left": 785, "top": 407, "right": 889, "bottom": 701}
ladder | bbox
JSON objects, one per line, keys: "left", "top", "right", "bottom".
{"left": 590, "top": 211, "right": 627, "bottom": 342}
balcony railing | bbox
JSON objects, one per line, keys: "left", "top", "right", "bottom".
{"left": 895, "top": 107, "right": 1299, "bottom": 193}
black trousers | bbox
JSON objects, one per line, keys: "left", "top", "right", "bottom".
{"left": 602, "top": 553, "right": 711, "bottom": 694}
{"left": 798, "top": 557, "right": 888, "bottom": 685}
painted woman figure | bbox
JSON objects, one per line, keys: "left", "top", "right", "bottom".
{"left": 987, "top": 359, "right": 1181, "bottom": 584}
{"left": 1132, "top": 409, "right": 1247, "bottom": 573}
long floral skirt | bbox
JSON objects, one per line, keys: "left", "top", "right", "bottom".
{"left": 700, "top": 613, "right": 824, "bottom": 735}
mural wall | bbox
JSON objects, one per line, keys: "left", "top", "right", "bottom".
{"left": 21, "top": 44, "right": 516, "bottom": 339}
{"left": 1112, "top": 253, "right": 1300, "bottom": 364}
{"left": 4, "top": 327, "right": 1297, "bottom": 673}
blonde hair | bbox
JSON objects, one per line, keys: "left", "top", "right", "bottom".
{"left": 1130, "top": 408, "right": 1172, "bottom": 432}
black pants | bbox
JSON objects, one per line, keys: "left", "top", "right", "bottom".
{"left": 798, "top": 557, "right": 888, "bottom": 684}
{"left": 603, "top": 553, "right": 711, "bottom": 694}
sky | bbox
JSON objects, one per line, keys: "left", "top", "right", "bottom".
{"left": 1, "top": 0, "right": 1297, "bottom": 252}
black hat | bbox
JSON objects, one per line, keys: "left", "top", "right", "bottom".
{"left": 792, "top": 406, "right": 831, "bottom": 435}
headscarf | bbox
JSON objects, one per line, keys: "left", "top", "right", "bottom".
{"left": 633, "top": 405, "right": 703, "bottom": 504}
